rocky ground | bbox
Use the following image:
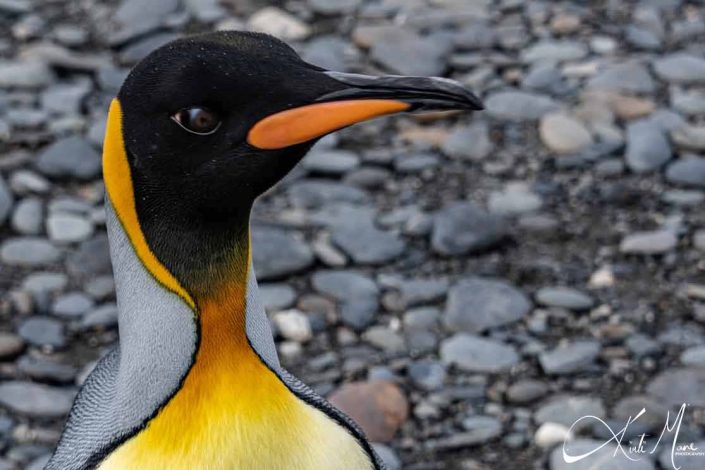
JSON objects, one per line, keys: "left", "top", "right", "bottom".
{"left": 0, "top": 0, "right": 705, "bottom": 469}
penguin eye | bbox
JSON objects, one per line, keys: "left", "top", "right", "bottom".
{"left": 171, "top": 107, "right": 221, "bottom": 135}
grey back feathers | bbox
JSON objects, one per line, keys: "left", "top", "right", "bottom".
{"left": 46, "top": 202, "right": 197, "bottom": 469}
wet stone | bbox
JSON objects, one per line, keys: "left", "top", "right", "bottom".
{"left": 485, "top": 90, "right": 559, "bottom": 121}
{"left": 35, "top": 136, "right": 101, "bottom": 180}
{"left": 459, "top": 416, "right": 502, "bottom": 444}
{"left": 407, "top": 360, "right": 446, "bottom": 391}
{"left": 0, "top": 381, "right": 75, "bottom": 418}
{"left": 440, "top": 333, "right": 519, "bottom": 373}
{"left": 17, "top": 355, "right": 77, "bottom": 383}
{"left": 65, "top": 234, "right": 112, "bottom": 278}
{"left": 302, "top": 149, "right": 360, "bottom": 176}
{"left": 620, "top": 230, "right": 677, "bottom": 255}
{"left": 312, "top": 270, "right": 379, "bottom": 330}
{"left": 370, "top": 28, "right": 449, "bottom": 77}
{"left": 506, "top": 379, "right": 548, "bottom": 404}
{"left": 539, "top": 340, "right": 601, "bottom": 374}
{"left": 535, "top": 395, "right": 605, "bottom": 430}
{"left": 259, "top": 284, "right": 296, "bottom": 312}
{"left": 0, "top": 60, "right": 54, "bottom": 88}
{"left": 252, "top": 228, "right": 314, "bottom": 280}
{"left": 11, "top": 197, "right": 43, "bottom": 235}
{"left": 432, "top": 202, "right": 508, "bottom": 256}
{"left": 625, "top": 120, "right": 672, "bottom": 173}
{"left": 441, "top": 121, "right": 493, "bottom": 161}
{"left": 22, "top": 272, "right": 67, "bottom": 295}
{"left": 586, "top": 62, "right": 656, "bottom": 94}
{"left": 331, "top": 220, "right": 405, "bottom": 265}
{"left": 46, "top": 212, "right": 94, "bottom": 243}
{"left": 0, "top": 332, "right": 24, "bottom": 359}
{"left": 646, "top": 368, "right": 705, "bottom": 407}
{"left": 52, "top": 292, "right": 94, "bottom": 318}
{"left": 0, "top": 174, "right": 11, "bottom": 225}
{"left": 653, "top": 53, "right": 705, "bottom": 84}
{"left": 80, "top": 303, "right": 118, "bottom": 330}
{"left": 666, "top": 157, "right": 705, "bottom": 188}
{"left": 17, "top": 316, "right": 65, "bottom": 348}
{"left": 444, "top": 277, "right": 531, "bottom": 333}
{"left": 329, "top": 380, "right": 408, "bottom": 443}
{"left": 0, "top": 237, "right": 60, "bottom": 266}
{"left": 535, "top": 287, "right": 594, "bottom": 311}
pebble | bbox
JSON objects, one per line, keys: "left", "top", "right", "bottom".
{"left": 370, "top": 28, "right": 449, "bottom": 77}
{"left": 251, "top": 228, "right": 314, "bottom": 280}
{"left": 625, "top": 120, "right": 672, "bottom": 173}
{"left": 485, "top": 90, "right": 559, "bottom": 121}
{"left": 539, "top": 340, "right": 601, "bottom": 374}
{"left": 34, "top": 136, "right": 101, "bottom": 180}
{"left": 302, "top": 150, "right": 359, "bottom": 176}
{"left": 459, "top": 416, "right": 503, "bottom": 444}
{"left": 431, "top": 202, "right": 508, "bottom": 256}
{"left": 653, "top": 53, "right": 705, "bottom": 84}
{"left": 0, "top": 237, "right": 60, "bottom": 266}
{"left": 407, "top": 360, "right": 446, "bottom": 391}
{"left": 695, "top": 230, "right": 705, "bottom": 251}
{"left": 0, "top": 59, "right": 54, "bottom": 88}
{"left": 534, "top": 395, "right": 605, "bottom": 430}
{"left": 488, "top": 187, "right": 542, "bottom": 216}
{"left": 80, "top": 303, "right": 118, "bottom": 330}
{"left": 680, "top": 345, "right": 705, "bottom": 367}
{"left": 441, "top": 121, "right": 492, "bottom": 161}
{"left": 272, "top": 309, "right": 312, "bottom": 343}
{"left": 521, "top": 40, "right": 587, "bottom": 63}
{"left": 46, "top": 212, "right": 94, "bottom": 243}
{"left": 0, "top": 174, "right": 12, "bottom": 225}
{"left": 0, "top": 332, "right": 24, "bottom": 359}
{"left": 671, "top": 125, "right": 705, "bottom": 151}
{"left": 259, "top": 284, "right": 296, "bottom": 312}
{"left": 0, "top": 381, "right": 74, "bottom": 418}
{"left": 107, "top": 0, "right": 178, "bottom": 45}
{"left": 620, "top": 230, "right": 677, "bottom": 254}
{"left": 308, "top": 0, "right": 360, "bottom": 15}
{"left": 22, "top": 272, "right": 67, "bottom": 294}
{"left": 440, "top": 333, "right": 519, "bottom": 373}
{"left": 17, "top": 317, "right": 65, "bottom": 348}
{"left": 646, "top": 368, "right": 705, "bottom": 407}
{"left": 52, "top": 292, "right": 94, "bottom": 318}
{"left": 535, "top": 422, "right": 572, "bottom": 448}
{"left": 17, "top": 355, "right": 77, "bottom": 383}
{"left": 362, "top": 326, "right": 405, "bottom": 354}
{"left": 332, "top": 218, "right": 405, "bottom": 265}
{"left": 329, "top": 380, "right": 408, "bottom": 442}
{"left": 586, "top": 62, "right": 656, "bottom": 93}
{"left": 312, "top": 270, "right": 378, "bottom": 330}
{"left": 444, "top": 277, "right": 531, "bottom": 333}
{"left": 540, "top": 112, "right": 594, "bottom": 155}
{"left": 288, "top": 180, "right": 367, "bottom": 209}
{"left": 535, "top": 287, "right": 594, "bottom": 311}
{"left": 11, "top": 197, "right": 43, "bottom": 235}
{"left": 247, "top": 7, "right": 311, "bottom": 41}
{"left": 665, "top": 157, "right": 705, "bottom": 188}
{"left": 506, "top": 379, "right": 548, "bottom": 404}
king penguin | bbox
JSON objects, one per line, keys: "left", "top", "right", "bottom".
{"left": 46, "top": 31, "right": 482, "bottom": 470}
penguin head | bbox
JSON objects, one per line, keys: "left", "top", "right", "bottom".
{"left": 108, "top": 31, "right": 481, "bottom": 286}
{"left": 115, "top": 31, "right": 481, "bottom": 217}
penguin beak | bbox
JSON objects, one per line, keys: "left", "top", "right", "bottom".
{"left": 247, "top": 71, "right": 483, "bottom": 150}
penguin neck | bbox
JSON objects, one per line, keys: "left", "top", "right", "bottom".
{"left": 106, "top": 200, "right": 282, "bottom": 384}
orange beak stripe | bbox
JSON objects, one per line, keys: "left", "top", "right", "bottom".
{"left": 247, "top": 99, "right": 410, "bottom": 150}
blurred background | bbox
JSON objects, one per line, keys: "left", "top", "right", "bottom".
{"left": 0, "top": 0, "right": 704, "bottom": 469}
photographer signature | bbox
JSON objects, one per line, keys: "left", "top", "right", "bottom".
{"left": 562, "top": 403, "right": 703, "bottom": 469}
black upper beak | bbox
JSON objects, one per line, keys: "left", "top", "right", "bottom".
{"left": 319, "top": 71, "right": 484, "bottom": 112}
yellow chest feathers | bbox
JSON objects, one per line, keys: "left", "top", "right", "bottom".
{"left": 98, "top": 289, "right": 372, "bottom": 470}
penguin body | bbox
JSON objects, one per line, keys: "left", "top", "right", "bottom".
{"left": 47, "top": 31, "right": 481, "bottom": 470}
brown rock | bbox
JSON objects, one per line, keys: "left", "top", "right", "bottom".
{"left": 550, "top": 13, "right": 581, "bottom": 34}
{"left": 0, "top": 332, "right": 25, "bottom": 359}
{"left": 612, "top": 95, "right": 655, "bottom": 120}
{"left": 329, "top": 380, "right": 409, "bottom": 442}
